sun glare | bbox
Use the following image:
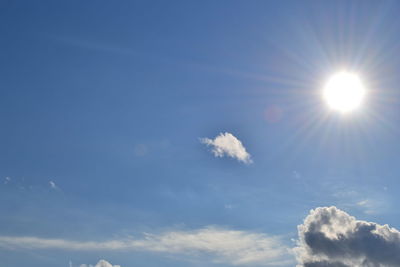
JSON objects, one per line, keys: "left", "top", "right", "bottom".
{"left": 323, "top": 71, "right": 366, "bottom": 113}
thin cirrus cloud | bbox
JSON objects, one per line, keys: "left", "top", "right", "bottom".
{"left": 295, "top": 206, "right": 400, "bottom": 267}
{"left": 49, "top": 180, "right": 58, "bottom": 190}
{"left": 0, "top": 227, "right": 291, "bottom": 266}
{"left": 80, "top": 259, "right": 120, "bottom": 267}
{"left": 200, "top": 132, "right": 252, "bottom": 164}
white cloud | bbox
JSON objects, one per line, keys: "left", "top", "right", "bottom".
{"left": 0, "top": 227, "right": 291, "bottom": 266}
{"left": 80, "top": 259, "right": 120, "bottom": 267}
{"left": 295, "top": 206, "right": 400, "bottom": 267}
{"left": 200, "top": 132, "right": 252, "bottom": 164}
{"left": 49, "top": 181, "right": 58, "bottom": 190}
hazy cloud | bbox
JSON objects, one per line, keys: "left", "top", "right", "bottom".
{"left": 134, "top": 144, "right": 148, "bottom": 157}
{"left": 295, "top": 206, "right": 400, "bottom": 267}
{"left": 200, "top": 132, "right": 252, "bottom": 164}
{"left": 0, "top": 227, "right": 291, "bottom": 266}
{"left": 331, "top": 188, "right": 386, "bottom": 215}
{"left": 49, "top": 181, "right": 58, "bottom": 190}
{"left": 80, "top": 259, "right": 120, "bottom": 267}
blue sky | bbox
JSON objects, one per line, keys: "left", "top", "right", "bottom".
{"left": 2, "top": 1, "right": 400, "bottom": 266}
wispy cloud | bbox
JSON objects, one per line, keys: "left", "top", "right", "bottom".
{"left": 200, "top": 132, "right": 252, "bottom": 164}
{"left": 295, "top": 206, "right": 400, "bottom": 267}
{"left": 134, "top": 144, "right": 148, "bottom": 157}
{"left": 49, "top": 181, "right": 58, "bottom": 190}
{"left": 0, "top": 227, "right": 291, "bottom": 266}
{"left": 80, "top": 259, "right": 120, "bottom": 267}
{"left": 332, "top": 188, "right": 387, "bottom": 215}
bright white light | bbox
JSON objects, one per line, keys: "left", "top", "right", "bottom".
{"left": 323, "top": 71, "right": 366, "bottom": 113}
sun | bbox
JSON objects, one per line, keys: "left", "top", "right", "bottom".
{"left": 323, "top": 71, "right": 366, "bottom": 113}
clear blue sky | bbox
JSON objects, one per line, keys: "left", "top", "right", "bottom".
{"left": 1, "top": 1, "right": 400, "bottom": 266}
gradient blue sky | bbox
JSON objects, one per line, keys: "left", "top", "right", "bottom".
{"left": 2, "top": 1, "right": 400, "bottom": 266}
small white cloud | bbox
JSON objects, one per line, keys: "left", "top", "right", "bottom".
{"left": 4, "top": 177, "right": 10, "bottom": 184}
{"left": 0, "top": 227, "right": 291, "bottom": 266}
{"left": 356, "top": 199, "right": 368, "bottom": 206}
{"left": 80, "top": 260, "right": 120, "bottom": 267}
{"left": 49, "top": 181, "right": 58, "bottom": 190}
{"left": 224, "top": 204, "right": 233, "bottom": 210}
{"left": 200, "top": 132, "right": 252, "bottom": 164}
{"left": 355, "top": 198, "right": 382, "bottom": 215}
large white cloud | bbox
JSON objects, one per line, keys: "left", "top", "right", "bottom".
{"left": 0, "top": 227, "right": 291, "bottom": 266}
{"left": 80, "top": 259, "right": 120, "bottom": 267}
{"left": 295, "top": 206, "right": 400, "bottom": 267}
{"left": 200, "top": 132, "right": 252, "bottom": 164}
